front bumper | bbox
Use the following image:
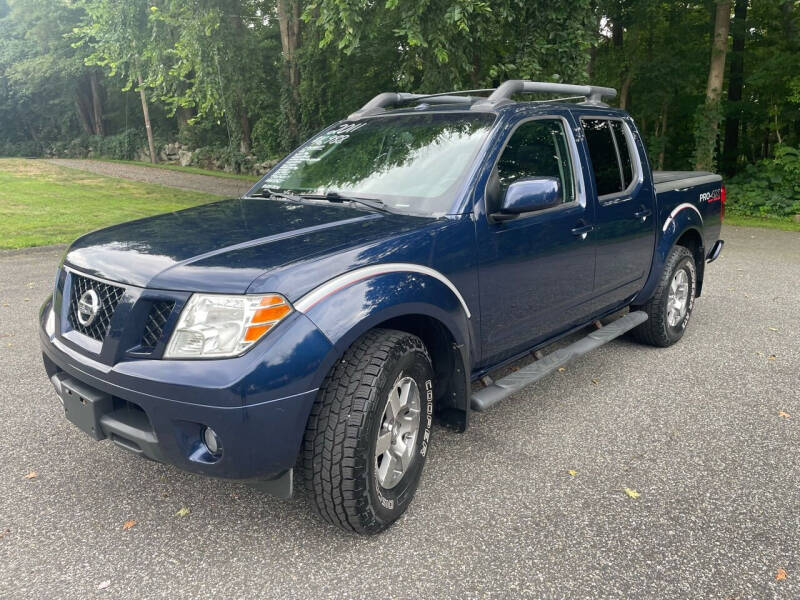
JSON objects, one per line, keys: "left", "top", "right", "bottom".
{"left": 39, "top": 298, "right": 333, "bottom": 485}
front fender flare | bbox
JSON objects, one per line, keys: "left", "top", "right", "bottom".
{"left": 295, "top": 265, "right": 475, "bottom": 429}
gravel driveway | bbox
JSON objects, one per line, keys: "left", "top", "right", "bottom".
{"left": 46, "top": 159, "right": 255, "bottom": 197}
{"left": 1, "top": 226, "right": 798, "bottom": 599}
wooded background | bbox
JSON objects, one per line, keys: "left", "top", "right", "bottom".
{"left": 1, "top": 1, "right": 798, "bottom": 218}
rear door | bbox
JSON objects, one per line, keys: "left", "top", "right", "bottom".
{"left": 581, "top": 117, "right": 656, "bottom": 308}
{"left": 476, "top": 115, "right": 596, "bottom": 366}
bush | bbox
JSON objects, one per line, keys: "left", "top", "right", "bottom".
{"left": 726, "top": 146, "right": 800, "bottom": 218}
{"left": 251, "top": 115, "right": 284, "bottom": 161}
{"left": 45, "top": 129, "right": 148, "bottom": 160}
{"left": 191, "top": 145, "right": 255, "bottom": 174}
{"left": 96, "top": 129, "right": 147, "bottom": 160}
{"left": 0, "top": 140, "right": 43, "bottom": 157}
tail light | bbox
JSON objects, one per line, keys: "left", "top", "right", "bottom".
{"left": 720, "top": 185, "right": 726, "bottom": 222}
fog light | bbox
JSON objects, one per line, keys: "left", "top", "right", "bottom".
{"left": 202, "top": 426, "right": 222, "bottom": 457}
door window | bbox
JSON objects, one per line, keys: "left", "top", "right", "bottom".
{"left": 495, "top": 119, "right": 575, "bottom": 204}
{"left": 583, "top": 118, "right": 637, "bottom": 197}
{"left": 611, "top": 120, "right": 634, "bottom": 187}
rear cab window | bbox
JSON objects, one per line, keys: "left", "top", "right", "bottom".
{"left": 581, "top": 118, "right": 638, "bottom": 199}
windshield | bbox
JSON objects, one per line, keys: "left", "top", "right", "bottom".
{"left": 255, "top": 113, "right": 496, "bottom": 216}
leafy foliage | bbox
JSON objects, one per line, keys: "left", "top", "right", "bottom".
{"left": 726, "top": 146, "right": 800, "bottom": 218}
{"left": 0, "top": 0, "right": 799, "bottom": 218}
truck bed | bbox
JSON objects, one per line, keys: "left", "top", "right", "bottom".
{"left": 653, "top": 170, "right": 722, "bottom": 193}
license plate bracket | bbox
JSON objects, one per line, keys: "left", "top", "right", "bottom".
{"left": 60, "top": 377, "right": 113, "bottom": 440}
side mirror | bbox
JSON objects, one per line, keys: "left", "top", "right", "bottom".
{"left": 491, "top": 177, "right": 562, "bottom": 222}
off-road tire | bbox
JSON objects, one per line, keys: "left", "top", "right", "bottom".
{"left": 631, "top": 245, "right": 697, "bottom": 347}
{"left": 301, "top": 328, "right": 434, "bottom": 534}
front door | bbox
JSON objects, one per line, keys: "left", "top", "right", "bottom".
{"left": 477, "top": 116, "right": 596, "bottom": 366}
{"left": 581, "top": 117, "right": 656, "bottom": 309}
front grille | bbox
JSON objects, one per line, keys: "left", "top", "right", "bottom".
{"left": 141, "top": 301, "right": 175, "bottom": 348}
{"left": 67, "top": 273, "right": 125, "bottom": 342}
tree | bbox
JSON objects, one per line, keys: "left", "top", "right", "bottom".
{"left": 306, "top": 0, "right": 595, "bottom": 92}
{"left": 721, "top": 0, "right": 746, "bottom": 175}
{"left": 73, "top": 0, "right": 159, "bottom": 162}
{"left": 694, "top": 0, "right": 731, "bottom": 171}
{"left": 278, "top": 0, "right": 302, "bottom": 146}
{"left": 0, "top": 0, "right": 107, "bottom": 147}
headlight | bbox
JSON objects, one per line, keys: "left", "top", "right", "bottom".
{"left": 164, "top": 294, "right": 292, "bottom": 359}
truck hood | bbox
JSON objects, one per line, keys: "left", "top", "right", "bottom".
{"left": 64, "top": 198, "right": 432, "bottom": 292}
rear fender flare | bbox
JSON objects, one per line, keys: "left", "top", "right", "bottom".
{"left": 634, "top": 205, "right": 704, "bottom": 305}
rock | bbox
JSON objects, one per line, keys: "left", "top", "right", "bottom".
{"left": 253, "top": 159, "right": 278, "bottom": 175}
{"left": 178, "top": 149, "right": 193, "bottom": 167}
{"left": 793, "top": 214, "right": 800, "bottom": 224}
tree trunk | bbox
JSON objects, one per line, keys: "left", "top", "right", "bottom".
{"left": 240, "top": 108, "right": 252, "bottom": 154}
{"left": 74, "top": 96, "right": 93, "bottom": 135}
{"left": 721, "top": 0, "right": 746, "bottom": 175}
{"left": 611, "top": 14, "right": 624, "bottom": 48}
{"left": 277, "top": 0, "right": 301, "bottom": 147}
{"left": 176, "top": 106, "right": 195, "bottom": 135}
{"left": 694, "top": 1, "right": 731, "bottom": 171}
{"left": 782, "top": 0, "right": 796, "bottom": 47}
{"left": 89, "top": 70, "right": 104, "bottom": 137}
{"left": 658, "top": 105, "right": 668, "bottom": 170}
{"left": 619, "top": 68, "right": 633, "bottom": 110}
{"left": 137, "top": 71, "right": 158, "bottom": 164}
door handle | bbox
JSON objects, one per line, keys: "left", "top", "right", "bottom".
{"left": 571, "top": 224, "right": 594, "bottom": 240}
{"left": 633, "top": 207, "right": 652, "bottom": 222}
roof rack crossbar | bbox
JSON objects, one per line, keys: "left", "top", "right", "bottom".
{"left": 347, "top": 80, "right": 618, "bottom": 120}
{"left": 348, "top": 90, "right": 492, "bottom": 120}
{"left": 473, "top": 80, "right": 617, "bottom": 108}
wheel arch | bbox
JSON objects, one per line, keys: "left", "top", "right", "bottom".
{"left": 634, "top": 211, "right": 705, "bottom": 306}
{"left": 298, "top": 268, "right": 475, "bottom": 432}
{"left": 674, "top": 227, "right": 706, "bottom": 297}
{"left": 376, "top": 313, "right": 470, "bottom": 431}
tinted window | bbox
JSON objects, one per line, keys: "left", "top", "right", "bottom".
{"left": 583, "top": 119, "right": 623, "bottom": 196}
{"left": 495, "top": 119, "right": 575, "bottom": 203}
{"left": 258, "top": 113, "right": 495, "bottom": 217}
{"left": 611, "top": 120, "right": 634, "bottom": 187}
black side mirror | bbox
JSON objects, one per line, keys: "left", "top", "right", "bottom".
{"left": 491, "top": 177, "right": 562, "bottom": 222}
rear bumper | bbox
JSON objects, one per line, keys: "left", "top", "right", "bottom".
{"left": 39, "top": 298, "right": 332, "bottom": 483}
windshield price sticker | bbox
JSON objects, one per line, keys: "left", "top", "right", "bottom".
{"left": 265, "top": 122, "right": 367, "bottom": 188}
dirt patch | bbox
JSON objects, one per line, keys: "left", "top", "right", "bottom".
{"left": 0, "top": 159, "right": 59, "bottom": 178}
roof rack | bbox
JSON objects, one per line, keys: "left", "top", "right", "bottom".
{"left": 347, "top": 89, "right": 494, "bottom": 120}
{"left": 472, "top": 80, "right": 617, "bottom": 109}
{"left": 347, "top": 80, "right": 617, "bottom": 120}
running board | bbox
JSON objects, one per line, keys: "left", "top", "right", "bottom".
{"left": 470, "top": 311, "right": 648, "bottom": 412}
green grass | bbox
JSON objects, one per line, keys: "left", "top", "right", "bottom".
{"left": 724, "top": 213, "right": 800, "bottom": 232}
{"left": 0, "top": 158, "right": 221, "bottom": 249}
{"left": 92, "top": 159, "right": 260, "bottom": 181}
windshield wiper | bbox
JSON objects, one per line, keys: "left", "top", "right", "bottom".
{"left": 253, "top": 187, "right": 307, "bottom": 203}
{"left": 302, "top": 191, "right": 393, "bottom": 214}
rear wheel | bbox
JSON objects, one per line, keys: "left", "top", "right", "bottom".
{"left": 631, "top": 245, "right": 697, "bottom": 347}
{"left": 301, "top": 328, "right": 434, "bottom": 534}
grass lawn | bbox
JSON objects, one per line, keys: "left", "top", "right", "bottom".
{"left": 0, "top": 158, "right": 221, "bottom": 249}
{"left": 93, "top": 159, "right": 261, "bottom": 181}
{"left": 724, "top": 213, "right": 800, "bottom": 232}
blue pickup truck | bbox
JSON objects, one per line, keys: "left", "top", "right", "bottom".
{"left": 39, "top": 80, "right": 725, "bottom": 533}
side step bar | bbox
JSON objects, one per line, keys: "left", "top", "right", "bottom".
{"left": 470, "top": 311, "right": 648, "bottom": 412}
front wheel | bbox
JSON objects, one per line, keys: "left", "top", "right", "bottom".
{"left": 631, "top": 245, "right": 697, "bottom": 347}
{"left": 301, "top": 329, "right": 434, "bottom": 534}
